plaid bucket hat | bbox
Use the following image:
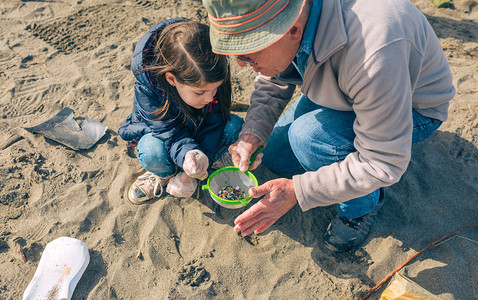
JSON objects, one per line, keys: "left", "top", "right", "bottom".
{"left": 203, "top": 0, "right": 306, "bottom": 55}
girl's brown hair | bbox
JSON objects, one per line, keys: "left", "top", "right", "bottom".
{"left": 143, "top": 20, "right": 231, "bottom": 123}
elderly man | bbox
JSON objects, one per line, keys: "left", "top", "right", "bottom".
{"left": 202, "top": 0, "right": 455, "bottom": 251}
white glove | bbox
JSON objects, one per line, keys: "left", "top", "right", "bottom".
{"left": 229, "top": 133, "right": 263, "bottom": 172}
{"left": 166, "top": 173, "right": 197, "bottom": 197}
{"left": 183, "top": 149, "right": 209, "bottom": 180}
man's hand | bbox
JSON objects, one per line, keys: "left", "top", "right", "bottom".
{"left": 183, "top": 149, "right": 209, "bottom": 180}
{"left": 234, "top": 178, "right": 297, "bottom": 236}
{"left": 229, "top": 133, "right": 263, "bottom": 172}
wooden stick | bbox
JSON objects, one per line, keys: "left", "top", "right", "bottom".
{"left": 360, "top": 223, "right": 478, "bottom": 300}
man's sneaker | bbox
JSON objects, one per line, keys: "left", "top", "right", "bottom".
{"left": 211, "top": 151, "right": 233, "bottom": 169}
{"left": 323, "top": 188, "right": 385, "bottom": 252}
{"left": 128, "top": 171, "right": 173, "bottom": 205}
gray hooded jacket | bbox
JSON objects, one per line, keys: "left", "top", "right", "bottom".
{"left": 241, "top": 0, "right": 455, "bottom": 211}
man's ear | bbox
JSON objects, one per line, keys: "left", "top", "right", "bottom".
{"left": 165, "top": 72, "right": 177, "bottom": 86}
{"left": 288, "top": 22, "right": 304, "bottom": 42}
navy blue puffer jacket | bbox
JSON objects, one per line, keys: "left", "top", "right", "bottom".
{"left": 118, "top": 18, "right": 227, "bottom": 168}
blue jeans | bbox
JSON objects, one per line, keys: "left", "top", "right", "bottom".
{"left": 262, "top": 95, "right": 442, "bottom": 219}
{"left": 136, "top": 114, "right": 244, "bottom": 177}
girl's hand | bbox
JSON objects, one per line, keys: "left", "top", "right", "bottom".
{"left": 166, "top": 172, "right": 197, "bottom": 197}
{"left": 183, "top": 149, "right": 209, "bottom": 180}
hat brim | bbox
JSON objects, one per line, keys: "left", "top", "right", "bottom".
{"left": 209, "top": 0, "right": 306, "bottom": 55}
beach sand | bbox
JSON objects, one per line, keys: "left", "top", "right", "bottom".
{"left": 0, "top": 0, "right": 477, "bottom": 299}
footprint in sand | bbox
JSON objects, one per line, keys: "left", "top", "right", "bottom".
{"left": 26, "top": 4, "right": 131, "bottom": 54}
{"left": 177, "top": 260, "right": 210, "bottom": 287}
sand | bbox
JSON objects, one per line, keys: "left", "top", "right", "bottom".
{"left": 0, "top": 0, "right": 477, "bottom": 299}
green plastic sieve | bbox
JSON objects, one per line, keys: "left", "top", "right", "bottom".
{"left": 202, "top": 166, "right": 258, "bottom": 209}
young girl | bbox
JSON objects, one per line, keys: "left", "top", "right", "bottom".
{"left": 119, "top": 18, "right": 243, "bottom": 204}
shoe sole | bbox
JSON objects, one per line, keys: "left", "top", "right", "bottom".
{"left": 22, "top": 237, "right": 89, "bottom": 300}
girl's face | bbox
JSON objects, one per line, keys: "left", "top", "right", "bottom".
{"left": 165, "top": 72, "right": 223, "bottom": 109}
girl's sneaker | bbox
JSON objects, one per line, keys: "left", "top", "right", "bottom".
{"left": 128, "top": 171, "right": 173, "bottom": 204}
